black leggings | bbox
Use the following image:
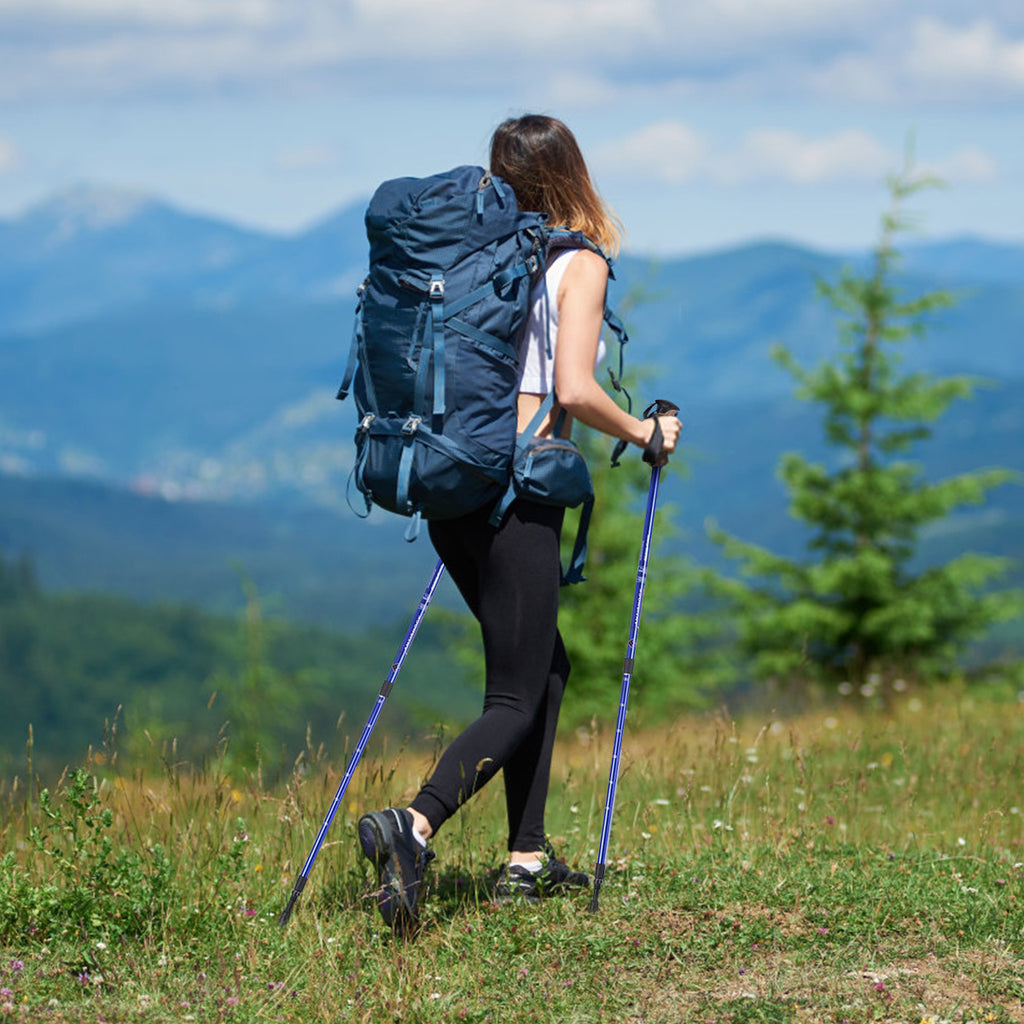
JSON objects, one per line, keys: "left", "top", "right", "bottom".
{"left": 410, "top": 500, "right": 570, "bottom": 852}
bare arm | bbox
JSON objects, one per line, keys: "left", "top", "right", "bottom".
{"left": 552, "top": 250, "right": 681, "bottom": 456}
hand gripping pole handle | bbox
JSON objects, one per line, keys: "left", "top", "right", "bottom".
{"left": 641, "top": 399, "right": 680, "bottom": 467}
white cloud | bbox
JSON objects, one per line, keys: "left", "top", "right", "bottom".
{"left": 1, "top": 1, "right": 1023, "bottom": 105}
{"left": 728, "top": 128, "right": 894, "bottom": 184}
{"left": 596, "top": 122, "right": 998, "bottom": 188}
{"left": 811, "top": 16, "right": 1024, "bottom": 101}
{"left": 546, "top": 72, "right": 622, "bottom": 109}
{"left": 906, "top": 17, "right": 1024, "bottom": 93}
{"left": 274, "top": 145, "right": 336, "bottom": 171}
{"left": 0, "top": 0, "right": 281, "bottom": 29}
{"left": 0, "top": 136, "right": 18, "bottom": 173}
{"left": 594, "top": 121, "right": 708, "bottom": 184}
{"left": 922, "top": 146, "right": 998, "bottom": 184}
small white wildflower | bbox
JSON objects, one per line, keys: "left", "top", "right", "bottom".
{"left": 641, "top": 831, "right": 652, "bottom": 840}
{"left": 958, "top": 837, "right": 966, "bottom": 847}
{"left": 824, "top": 716, "right": 838, "bottom": 730}
{"left": 652, "top": 798, "right": 670, "bottom": 806}
{"left": 95, "top": 942, "right": 107, "bottom": 951}
{"left": 838, "top": 682, "right": 853, "bottom": 696}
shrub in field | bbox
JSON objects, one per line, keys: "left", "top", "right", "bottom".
{"left": 0, "top": 769, "right": 173, "bottom": 943}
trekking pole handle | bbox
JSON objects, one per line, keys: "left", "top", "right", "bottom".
{"left": 641, "top": 399, "right": 680, "bottom": 467}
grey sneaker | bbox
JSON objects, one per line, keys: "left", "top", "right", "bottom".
{"left": 358, "top": 808, "right": 434, "bottom": 933}
{"left": 493, "top": 844, "right": 590, "bottom": 903}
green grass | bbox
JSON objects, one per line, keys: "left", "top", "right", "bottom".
{"left": 1, "top": 687, "right": 1023, "bottom": 1023}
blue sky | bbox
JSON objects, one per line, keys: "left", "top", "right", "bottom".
{"left": 0, "top": 0, "right": 1022, "bottom": 255}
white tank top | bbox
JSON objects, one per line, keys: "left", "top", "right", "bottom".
{"left": 517, "top": 249, "right": 607, "bottom": 394}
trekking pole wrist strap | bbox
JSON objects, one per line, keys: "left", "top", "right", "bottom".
{"left": 642, "top": 419, "right": 663, "bottom": 466}
{"left": 641, "top": 398, "right": 680, "bottom": 466}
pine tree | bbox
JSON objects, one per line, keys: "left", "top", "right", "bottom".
{"left": 710, "top": 163, "right": 1022, "bottom": 695}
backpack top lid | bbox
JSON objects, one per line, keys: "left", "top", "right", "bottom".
{"left": 365, "top": 165, "right": 537, "bottom": 272}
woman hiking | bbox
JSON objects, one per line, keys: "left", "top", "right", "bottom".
{"left": 358, "top": 114, "right": 681, "bottom": 933}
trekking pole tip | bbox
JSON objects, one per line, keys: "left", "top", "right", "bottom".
{"left": 588, "top": 865, "right": 606, "bottom": 914}
{"left": 277, "top": 876, "right": 307, "bottom": 929}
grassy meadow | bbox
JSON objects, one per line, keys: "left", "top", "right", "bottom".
{"left": 1, "top": 686, "right": 1023, "bottom": 1023}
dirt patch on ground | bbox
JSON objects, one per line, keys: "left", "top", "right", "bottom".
{"left": 619, "top": 913, "right": 1024, "bottom": 1023}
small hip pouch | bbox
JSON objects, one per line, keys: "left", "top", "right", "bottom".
{"left": 512, "top": 435, "right": 593, "bottom": 508}
{"left": 489, "top": 398, "right": 594, "bottom": 584}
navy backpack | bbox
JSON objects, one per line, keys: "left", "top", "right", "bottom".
{"left": 337, "top": 165, "right": 628, "bottom": 579}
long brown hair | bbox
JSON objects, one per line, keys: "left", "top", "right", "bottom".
{"left": 489, "top": 115, "right": 623, "bottom": 256}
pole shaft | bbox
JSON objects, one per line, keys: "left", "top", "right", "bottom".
{"left": 590, "top": 466, "right": 661, "bottom": 913}
{"left": 278, "top": 558, "right": 446, "bottom": 927}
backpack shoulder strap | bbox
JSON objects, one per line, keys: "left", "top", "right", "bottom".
{"left": 545, "top": 227, "right": 616, "bottom": 279}
{"left": 544, "top": 228, "right": 633, "bottom": 453}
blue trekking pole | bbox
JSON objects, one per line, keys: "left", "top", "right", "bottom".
{"left": 590, "top": 399, "right": 678, "bottom": 914}
{"left": 279, "top": 558, "right": 446, "bottom": 928}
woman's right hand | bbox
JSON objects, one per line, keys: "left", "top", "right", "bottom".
{"left": 644, "top": 414, "right": 681, "bottom": 465}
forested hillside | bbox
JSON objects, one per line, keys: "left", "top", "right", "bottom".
{"left": 0, "top": 551, "right": 477, "bottom": 782}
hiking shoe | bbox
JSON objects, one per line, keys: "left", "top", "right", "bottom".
{"left": 493, "top": 844, "right": 590, "bottom": 903}
{"left": 358, "top": 808, "right": 434, "bottom": 933}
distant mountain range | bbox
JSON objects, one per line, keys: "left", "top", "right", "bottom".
{"left": 1, "top": 185, "right": 1021, "bottom": 631}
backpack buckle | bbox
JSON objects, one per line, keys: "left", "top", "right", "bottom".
{"left": 429, "top": 280, "right": 445, "bottom": 299}
{"left": 402, "top": 415, "right": 422, "bottom": 436}
{"left": 358, "top": 413, "right": 375, "bottom": 433}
